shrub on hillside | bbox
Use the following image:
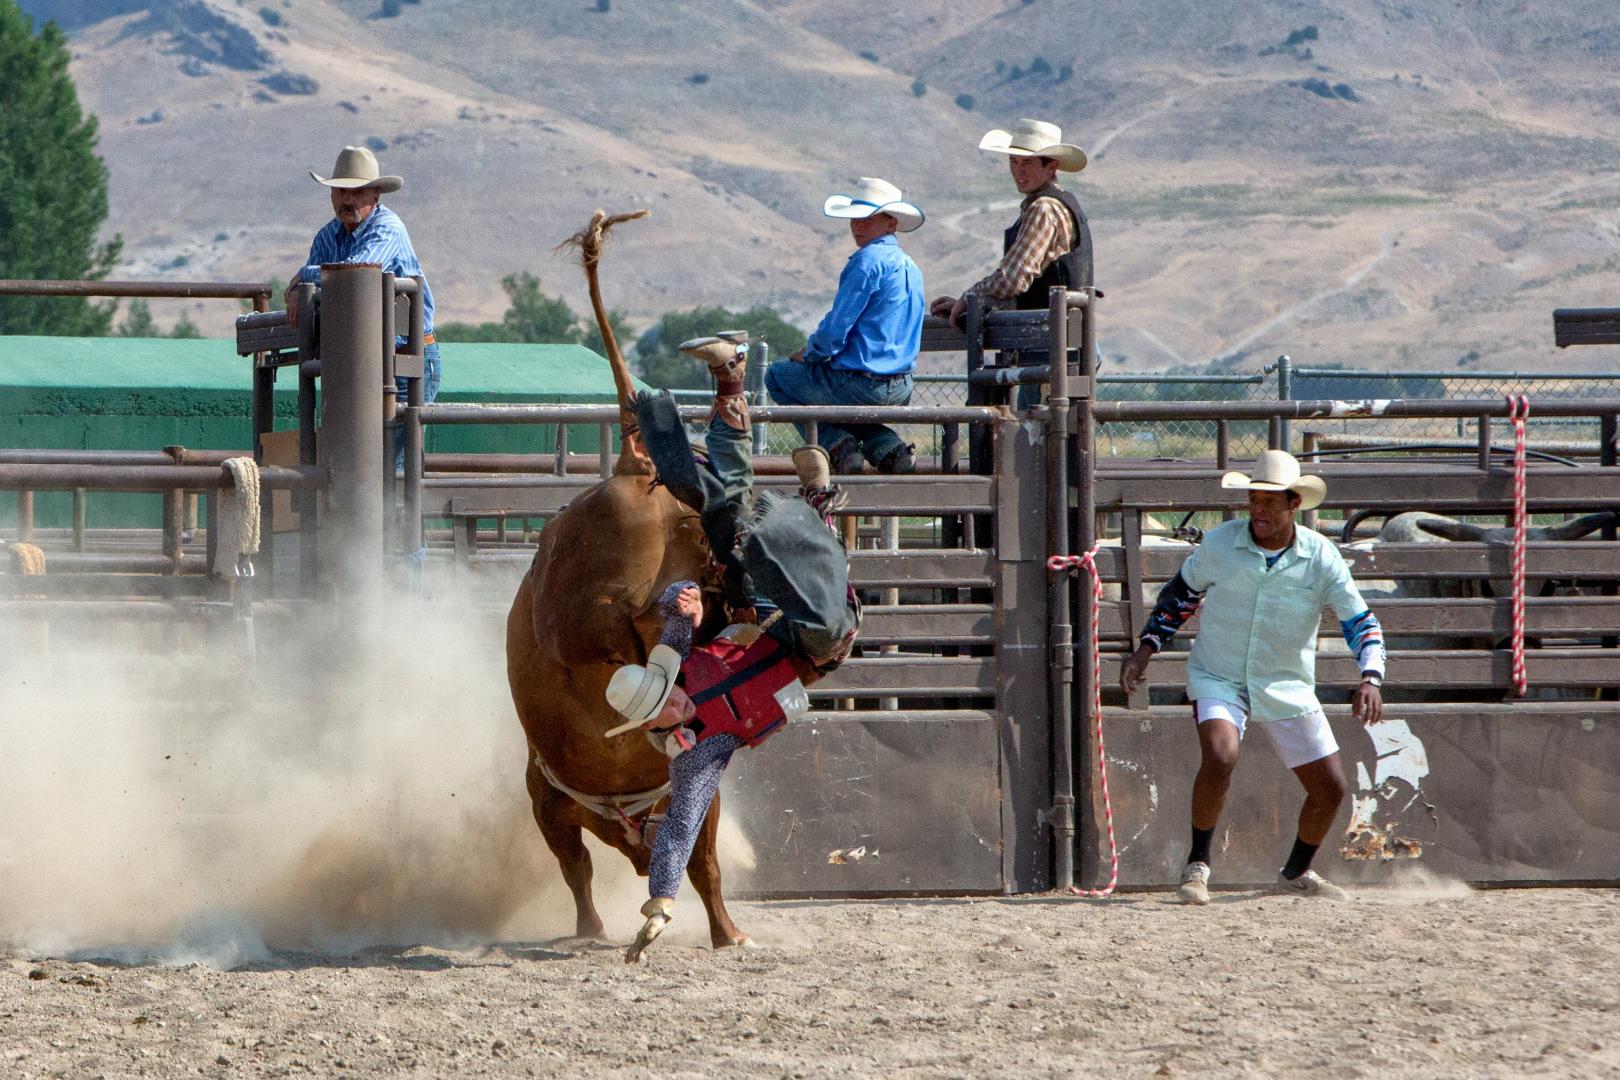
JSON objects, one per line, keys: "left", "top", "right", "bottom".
{"left": 955, "top": 93, "right": 974, "bottom": 111}
{"left": 911, "top": 78, "right": 926, "bottom": 97}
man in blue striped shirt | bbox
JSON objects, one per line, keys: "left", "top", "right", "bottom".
{"left": 286, "top": 146, "right": 440, "bottom": 466}
{"left": 764, "top": 177, "right": 925, "bottom": 475}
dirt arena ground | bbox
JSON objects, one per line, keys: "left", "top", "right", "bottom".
{"left": 4, "top": 885, "right": 1617, "bottom": 1079}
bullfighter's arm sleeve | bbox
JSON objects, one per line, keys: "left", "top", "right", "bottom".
{"left": 1140, "top": 571, "right": 1205, "bottom": 654}
{"left": 1325, "top": 552, "right": 1386, "bottom": 677}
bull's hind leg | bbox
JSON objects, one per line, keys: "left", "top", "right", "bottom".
{"left": 686, "top": 792, "right": 749, "bottom": 948}
{"left": 526, "top": 759, "right": 607, "bottom": 941}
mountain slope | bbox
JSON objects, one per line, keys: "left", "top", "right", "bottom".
{"left": 17, "top": 0, "right": 1620, "bottom": 373}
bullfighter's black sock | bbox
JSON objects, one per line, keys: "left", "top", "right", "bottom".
{"left": 1281, "top": 836, "right": 1319, "bottom": 880}
{"left": 1188, "top": 826, "right": 1214, "bottom": 866}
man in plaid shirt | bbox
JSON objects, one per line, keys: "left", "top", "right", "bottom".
{"left": 931, "top": 119, "right": 1093, "bottom": 409}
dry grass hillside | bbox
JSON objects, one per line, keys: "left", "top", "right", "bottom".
{"left": 20, "top": 0, "right": 1620, "bottom": 373}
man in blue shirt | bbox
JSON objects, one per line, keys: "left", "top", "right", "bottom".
{"left": 285, "top": 146, "right": 440, "bottom": 466}
{"left": 764, "top": 178, "right": 925, "bottom": 474}
{"left": 1121, "top": 451, "right": 1388, "bottom": 905}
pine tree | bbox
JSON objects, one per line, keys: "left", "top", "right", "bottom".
{"left": 0, "top": 0, "right": 122, "bottom": 336}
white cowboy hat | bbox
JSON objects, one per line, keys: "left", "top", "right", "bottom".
{"left": 978, "top": 119, "right": 1088, "bottom": 173}
{"left": 1220, "top": 450, "right": 1327, "bottom": 511}
{"left": 310, "top": 145, "right": 402, "bottom": 193}
{"left": 822, "top": 177, "right": 925, "bottom": 233}
{"left": 603, "top": 644, "right": 683, "bottom": 736}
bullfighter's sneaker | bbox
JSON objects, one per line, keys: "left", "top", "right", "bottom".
{"left": 1276, "top": 869, "right": 1351, "bottom": 902}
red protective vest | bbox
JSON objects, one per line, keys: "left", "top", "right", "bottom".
{"left": 679, "top": 632, "right": 811, "bottom": 749}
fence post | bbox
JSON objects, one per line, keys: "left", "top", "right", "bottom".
{"left": 1274, "top": 353, "right": 1293, "bottom": 451}
{"left": 1045, "top": 287, "right": 1076, "bottom": 891}
{"left": 1070, "top": 290, "right": 1100, "bottom": 892}
{"left": 749, "top": 341, "right": 769, "bottom": 456}
{"left": 317, "top": 262, "right": 387, "bottom": 599}
{"left": 993, "top": 414, "right": 1051, "bottom": 893}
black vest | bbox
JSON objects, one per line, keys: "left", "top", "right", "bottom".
{"left": 1003, "top": 187, "right": 1093, "bottom": 310}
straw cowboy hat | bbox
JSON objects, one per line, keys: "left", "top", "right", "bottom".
{"left": 309, "top": 145, "right": 402, "bottom": 193}
{"left": 603, "top": 644, "right": 683, "bottom": 736}
{"left": 822, "top": 177, "right": 925, "bottom": 233}
{"left": 978, "top": 118, "right": 1088, "bottom": 173}
{"left": 1220, "top": 450, "right": 1326, "bottom": 511}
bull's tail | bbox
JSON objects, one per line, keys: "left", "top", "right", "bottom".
{"left": 559, "top": 209, "right": 652, "bottom": 476}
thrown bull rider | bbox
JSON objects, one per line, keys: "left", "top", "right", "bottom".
{"left": 605, "top": 334, "right": 862, "bottom": 963}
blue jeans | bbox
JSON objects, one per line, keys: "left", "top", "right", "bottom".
{"left": 763, "top": 360, "right": 912, "bottom": 466}
{"left": 393, "top": 341, "right": 441, "bottom": 471}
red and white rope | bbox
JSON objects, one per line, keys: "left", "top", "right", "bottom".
{"left": 1506, "top": 394, "right": 1530, "bottom": 697}
{"left": 1047, "top": 546, "right": 1118, "bottom": 898}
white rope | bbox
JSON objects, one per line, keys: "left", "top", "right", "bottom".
{"left": 212, "top": 457, "right": 261, "bottom": 578}
{"left": 534, "top": 750, "right": 670, "bottom": 835}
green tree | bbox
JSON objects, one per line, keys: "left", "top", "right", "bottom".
{"left": 580, "top": 308, "right": 634, "bottom": 359}
{"left": 0, "top": 0, "right": 122, "bottom": 336}
{"left": 116, "top": 299, "right": 158, "bottom": 337}
{"left": 436, "top": 272, "right": 581, "bottom": 343}
{"left": 635, "top": 305, "right": 807, "bottom": 389}
{"left": 169, "top": 311, "right": 201, "bottom": 338}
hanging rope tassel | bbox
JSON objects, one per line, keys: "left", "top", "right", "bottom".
{"left": 1506, "top": 394, "right": 1529, "bottom": 698}
{"left": 213, "top": 457, "right": 262, "bottom": 579}
{"left": 1048, "top": 546, "right": 1119, "bottom": 898}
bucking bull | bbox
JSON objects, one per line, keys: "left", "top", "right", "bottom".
{"left": 506, "top": 210, "right": 752, "bottom": 948}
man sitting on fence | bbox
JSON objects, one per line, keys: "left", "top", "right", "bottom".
{"left": 285, "top": 145, "right": 439, "bottom": 467}
{"left": 604, "top": 374, "right": 860, "bottom": 962}
{"left": 929, "top": 118, "right": 1092, "bottom": 409}
{"left": 1119, "top": 450, "right": 1388, "bottom": 904}
{"left": 764, "top": 177, "right": 925, "bottom": 475}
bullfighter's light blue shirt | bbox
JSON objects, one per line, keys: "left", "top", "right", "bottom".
{"left": 1178, "top": 520, "right": 1374, "bottom": 722}
{"left": 298, "top": 204, "right": 435, "bottom": 334}
{"left": 803, "top": 234, "right": 923, "bottom": 377}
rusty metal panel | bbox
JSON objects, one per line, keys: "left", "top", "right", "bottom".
{"left": 725, "top": 711, "right": 1005, "bottom": 895}
{"left": 1090, "top": 706, "right": 1620, "bottom": 887}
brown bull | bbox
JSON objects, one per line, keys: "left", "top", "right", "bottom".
{"left": 505, "top": 211, "right": 750, "bottom": 948}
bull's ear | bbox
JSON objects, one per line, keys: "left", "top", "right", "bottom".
{"left": 1538, "top": 511, "right": 1620, "bottom": 541}
{"left": 1415, "top": 517, "right": 1486, "bottom": 541}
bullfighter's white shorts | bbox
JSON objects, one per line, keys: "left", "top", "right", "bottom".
{"left": 1193, "top": 696, "right": 1338, "bottom": 770}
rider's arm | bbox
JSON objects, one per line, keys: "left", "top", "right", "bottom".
{"left": 656, "top": 580, "right": 701, "bottom": 659}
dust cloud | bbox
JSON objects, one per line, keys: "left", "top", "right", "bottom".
{"left": 0, "top": 592, "right": 651, "bottom": 966}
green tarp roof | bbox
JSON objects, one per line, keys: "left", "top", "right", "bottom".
{"left": 0, "top": 336, "right": 640, "bottom": 399}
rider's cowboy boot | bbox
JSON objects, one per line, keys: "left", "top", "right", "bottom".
{"left": 624, "top": 896, "right": 675, "bottom": 964}
{"left": 679, "top": 332, "right": 750, "bottom": 432}
{"left": 792, "top": 444, "right": 847, "bottom": 525}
